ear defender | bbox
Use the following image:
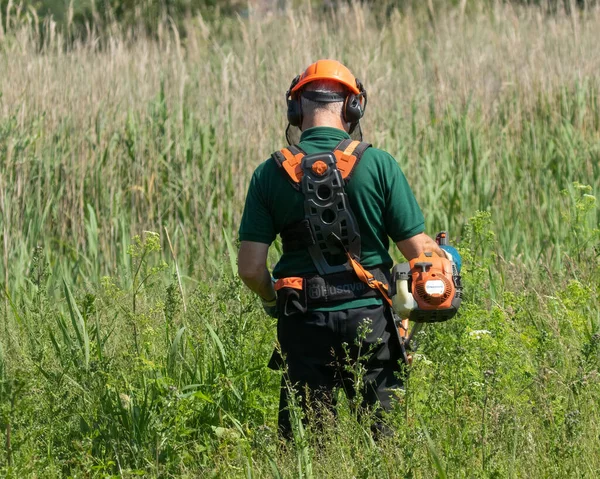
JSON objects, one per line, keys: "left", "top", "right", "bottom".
{"left": 286, "top": 75, "right": 368, "bottom": 131}
{"left": 286, "top": 75, "right": 302, "bottom": 127}
{"left": 343, "top": 79, "right": 367, "bottom": 128}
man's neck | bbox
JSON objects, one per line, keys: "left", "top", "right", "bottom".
{"left": 302, "top": 114, "right": 347, "bottom": 132}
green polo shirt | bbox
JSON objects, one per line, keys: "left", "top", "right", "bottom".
{"left": 239, "top": 126, "right": 425, "bottom": 311}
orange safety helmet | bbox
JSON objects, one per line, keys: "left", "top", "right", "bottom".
{"left": 285, "top": 59, "right": 367, "bottom": 145}
{"left": 290, "top": 59, "right": 362, "bottom": 96}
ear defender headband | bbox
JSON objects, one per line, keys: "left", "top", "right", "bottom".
{"left": 286, "top": 77, "right": 368, "bottom": 129}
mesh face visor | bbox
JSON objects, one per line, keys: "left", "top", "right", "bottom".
{"left": 285, "top": 122, "right": 364, "bottom": 146}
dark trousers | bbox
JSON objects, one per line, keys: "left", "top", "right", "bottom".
{"left": 274, "top": 303, "right": 404, "bottom": 439}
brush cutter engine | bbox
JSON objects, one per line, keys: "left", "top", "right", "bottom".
{"left": 391, "top": 233, "right": 462, "bottom": 323}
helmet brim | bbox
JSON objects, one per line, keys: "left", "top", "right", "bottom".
{"left": 291, "top": 75, "right": 360, "bottom": 96}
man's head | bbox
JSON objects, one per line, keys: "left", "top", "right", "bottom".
{"left": 285, "top": 60, "right": 367, "bottom": 144}
{"left": 300, "top": 79, "right": 350, "bottom": 131}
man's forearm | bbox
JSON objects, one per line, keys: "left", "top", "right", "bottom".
{"left": 240, "top": 267, "right": 276, "bottom": 302}
{"left": 238, "top": 241, "right": 275, "bottom": 301}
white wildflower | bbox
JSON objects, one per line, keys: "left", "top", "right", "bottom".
{"left": 119, "top": 393, "right": 131, "bottom": 409}
{"left": 469, "top": 330, "right": 491, "bottom": 339}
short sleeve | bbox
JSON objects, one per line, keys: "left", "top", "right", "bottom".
{"left": 383, "top": 157, "right": 425, "bottom": 242}
{"left": 238, "top": 168, "right": 276, "bottom": 244}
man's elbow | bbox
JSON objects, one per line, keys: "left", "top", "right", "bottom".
{"left": 237, "top": 241, "right": 269, "bottom": 283}
{"left": 237, "top": 260, "right": 261, "bottom": 283}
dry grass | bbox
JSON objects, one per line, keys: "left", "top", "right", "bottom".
{"left": 0, "top": 2, "right": 599, "bottom": 285}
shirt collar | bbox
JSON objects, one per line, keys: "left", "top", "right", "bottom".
{"left": 299, "top": 126, "right": 351, "bottom": 143}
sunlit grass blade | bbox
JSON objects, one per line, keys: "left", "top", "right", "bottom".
{"left": 419, "top": 416, "right": 447, "bottom": 479}
{"left": 223, "top": 227, "right": 237, "bottom": 279}
{"left": 63, "top": 279, "right": 90, "bottom": 371}
{"left": 167, "top": 326, "right": 186, "bottom": 377}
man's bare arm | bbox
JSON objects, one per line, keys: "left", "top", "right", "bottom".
{"left": 395, "top": 232, "right": 444, "bottom": 261}
{"left": 237, "top": 241, "right": 276, "bottom": 301}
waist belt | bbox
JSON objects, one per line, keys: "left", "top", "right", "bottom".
{"left": 274, "top": 267, "right": 390, "bottom": 316}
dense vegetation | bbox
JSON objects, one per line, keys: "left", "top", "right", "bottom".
{"left": 1, "top": 0, "right": 596, "bottom": 35}
{"left": 1, "top": 1, "right": 599, "bottom": 477}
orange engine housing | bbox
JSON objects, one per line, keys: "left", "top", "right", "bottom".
{"left": 407, "top": 251, "right": 461, "bottom": 322}
{"left": 409, "top": 252, "right": 455, "bottom": 310}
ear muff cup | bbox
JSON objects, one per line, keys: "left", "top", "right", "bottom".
{"left": 286, "top": 75, "right": 302, "bottom": 127}
{"left": 343, "top": 94, "right": 364, "bottom": 124}
{"left": 287, "top": 93, "right": 302, "bottom": 127}
{"left": 343, "top": 78, "right": 367, "bottom": 130}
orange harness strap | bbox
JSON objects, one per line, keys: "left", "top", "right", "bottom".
{"left": 274, "top": 277, "right": 303, "bottom": 291}
{"left": 280, "top": 147, "right": 305, "bottom": 183}
{"left": 346, "top": 253, "right": 409, "bottom": 339}
{"left": 333, "top": 140, "right": 361, "bottom": 179}
{"left": 278, "top": 140, "right": 367, "bottom": 185}
{"left": 346, "top": 254, "right": 393, "bottom": 307}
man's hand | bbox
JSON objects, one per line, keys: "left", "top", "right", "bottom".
{"left": 261, "top": 297, "right": 278, "bottom": 318}
{"left": 238, "top": 241, "right": 277, "bottom": 314}
{"left": 395, "top": 232, "right": 445, "bottom": 261}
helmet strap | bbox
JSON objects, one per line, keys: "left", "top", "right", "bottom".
{"left": 301, "top": 90, "right": 346, "bottom": 103}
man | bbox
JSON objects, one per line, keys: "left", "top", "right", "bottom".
{"left": 238, "top": 59, "right": 450, "bottom": 438}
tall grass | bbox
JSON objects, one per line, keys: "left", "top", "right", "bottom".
{"left": 1, "top": 2, "right": 599, "bottom": 290}
{"left": 0, "top": 1, "right": 599, "bottom": 477}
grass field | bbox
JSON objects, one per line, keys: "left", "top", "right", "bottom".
{"left": 1, "top": 1, "right": 600, "bottom": 477}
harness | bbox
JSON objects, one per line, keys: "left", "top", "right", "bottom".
{"left": 272, "top": 139, "right": 394, "bottom": 315}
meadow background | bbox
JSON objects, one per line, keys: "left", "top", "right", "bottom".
{"left": 1, "top": 0, "right": 599, "bottom": 477}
